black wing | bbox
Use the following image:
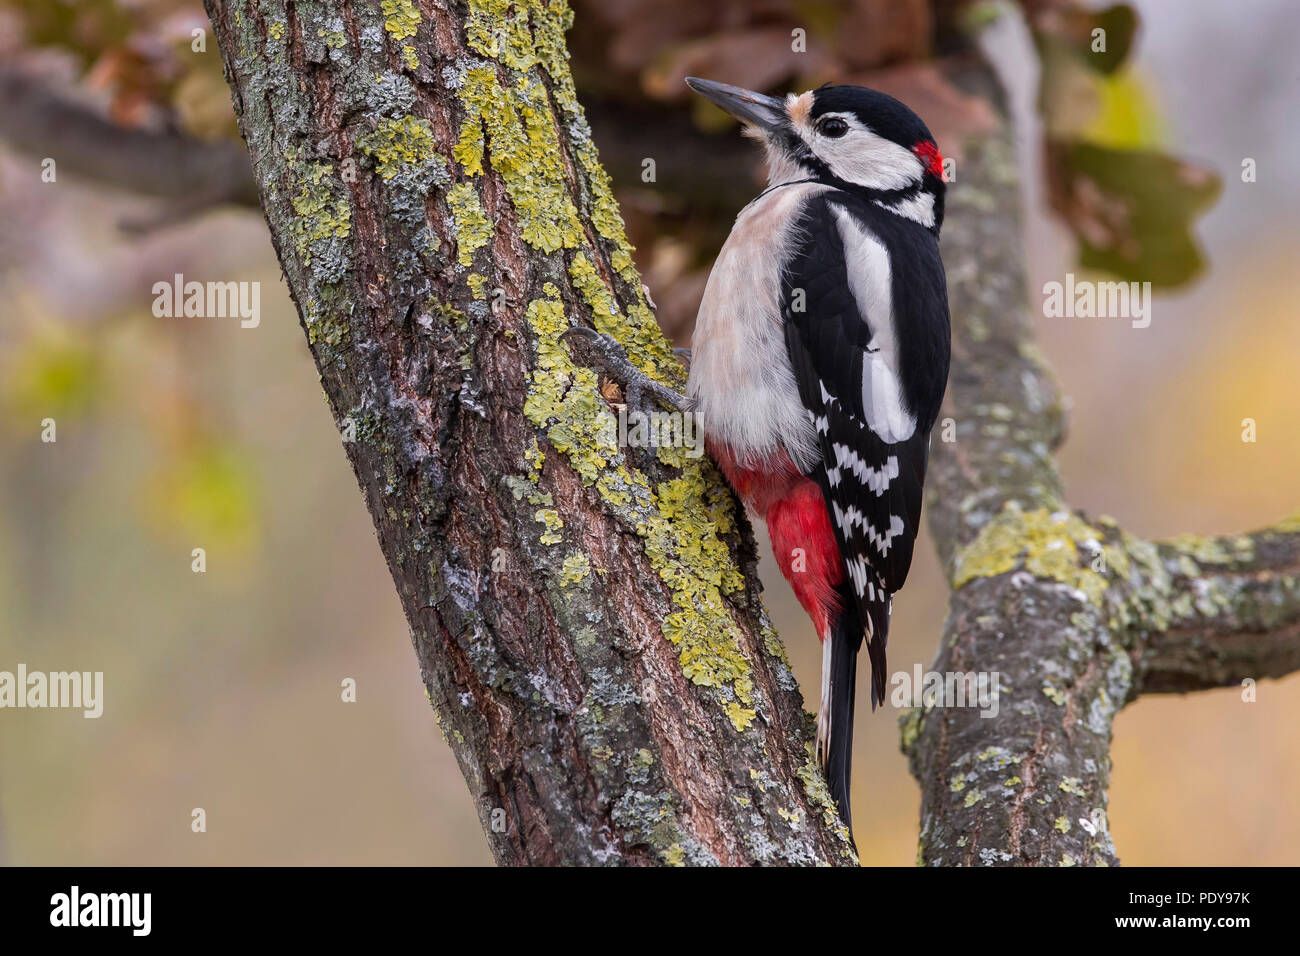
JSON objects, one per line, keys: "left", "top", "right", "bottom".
{"left": 781, "top": 191, "right": 949, "bottom": 706}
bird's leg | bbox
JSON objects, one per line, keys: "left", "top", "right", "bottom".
{"left": 561, "top": 327, "right": 691, "bottom": 412}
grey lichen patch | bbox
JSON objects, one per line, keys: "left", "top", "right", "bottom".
{"left": 627, "top": 747, "right": 654, "bottom": 784}
{"left": 975, "top": 746, "right": 1024, "bottom": 770}
{"left": 316, "top": 15, "right": 349, "bottom": 58}
{"left": 285, "top": 148, "right": 353, "bottom": 285}
{"left": 585, "top": 667, "right": 637, "bottom": 707}
{"left": 979, "top": 847, "right": 1014, "bottom": 865}
{"left": 610, "top": 789, "right": 718, "bottom": 867}
{"left": 438, "top": 559, "right": 510, "bottom": 689}
{"left": 365, "top": 71, "right": 417, "bottom": 116}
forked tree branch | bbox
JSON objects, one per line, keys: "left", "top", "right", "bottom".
{"left": 907, "top": 60, "right": 1300, "bottom": 867}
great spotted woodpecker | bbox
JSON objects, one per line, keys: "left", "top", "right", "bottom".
{"left": 566, "top": 79, "right": 949, "bottom": 836}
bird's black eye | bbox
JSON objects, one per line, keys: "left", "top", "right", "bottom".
{"left": 819, "top": 117, "right": 849, "bottom": 138}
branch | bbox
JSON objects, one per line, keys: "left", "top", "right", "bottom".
{"left": 1135, "top": 524, "right": 1300, "bottom": 692}
{"left": 906, "top": 57, "right": 1300, "bottom": 866}
{"left": 203, "top": 0, "right": 855, "bottom": 865}
{"left": 0, "top": 67, "right": 259, "bottom": 207}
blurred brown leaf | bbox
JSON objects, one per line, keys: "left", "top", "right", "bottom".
{"left": 643, "top": 26, "right": 837, "bottom": 102}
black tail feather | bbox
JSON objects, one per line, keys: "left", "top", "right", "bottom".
{"left": 826, "top": 590, "right": 891, "bottom": 837}
{"left": 865, "top": 597, "right": 891, "bottom": 711}
{"left": 826, "top": 603, "right": 861, "bottom": 833}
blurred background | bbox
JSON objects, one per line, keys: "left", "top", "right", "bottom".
{"left": 0, "top": 0, "right": 1295, "bottom": 865}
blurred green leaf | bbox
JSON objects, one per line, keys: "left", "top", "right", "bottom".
{"left": 3, "top": 331, "right": 101, "bottom": 425}
{"left": 142, "top": 439, "right": 260, "bottom": 555}
{"left": 1033, "top": 3, "right": 1138, "bottom": 77}
{"left": 1082, "top": 69, "right": 1165, "bottom": 150}
{"left": 1079, "top": 4, "right": 1138, "bottom": 75}
{"left": 1046, "top": 141, "right": 1222, "bottom": 288}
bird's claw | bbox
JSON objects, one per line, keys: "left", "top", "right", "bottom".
{"left": 561, "top": 326, "right": 690, "bottom": 413}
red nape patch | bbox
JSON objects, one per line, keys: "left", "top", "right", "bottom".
{"left": 912, "top": 140, "right": 945, "bottom": 180}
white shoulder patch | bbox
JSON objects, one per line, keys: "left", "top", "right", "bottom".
{"left": 829, "top": 206, "right": 917, "bottom": 443}
{"left": 873, "top": 190, "right": 935, "bottom": 229}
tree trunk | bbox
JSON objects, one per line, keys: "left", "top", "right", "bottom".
{"left": 909, "top": 59, "right": 1300, "bottom": 867}
{"left": 203, "top": 0, "right": 856, "bottom": 865}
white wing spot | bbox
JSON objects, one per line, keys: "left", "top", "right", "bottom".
{"left": 832, "top": 445, "right": 898, "bottom": 495}
{"left": 832, "top": 503, "right": 906, "bottom": 555}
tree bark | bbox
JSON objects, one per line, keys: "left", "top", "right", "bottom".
{"left": 907, "top": 59, "right": 1300, "bottom": 867}
{"left": 203, "top": 0, "right": 855, "bottom": 865}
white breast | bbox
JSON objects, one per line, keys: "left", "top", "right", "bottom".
{"left": 686, "top": 182, "right": 830, "bottom": 471}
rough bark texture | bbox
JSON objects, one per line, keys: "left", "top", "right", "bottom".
{"left": 906, "top": 61, "right": 1300, "bottom": 867}
{"left": 203, "top": 0, "right": 855, "bottom": 866}
{"left": 199, "top": 0, "right": 1300, "bottom": 866}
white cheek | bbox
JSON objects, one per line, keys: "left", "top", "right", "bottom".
{"left": 819, "top": 133, "right": 924, "bottom": 191}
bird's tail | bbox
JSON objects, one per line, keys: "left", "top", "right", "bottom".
{"left": 865, "top": 595, "right": 891, "bottom": 711}
{"left": 821, "top": 588, "right": 891, "bottom": 835}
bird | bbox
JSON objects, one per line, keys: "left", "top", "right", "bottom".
{"left": 565, "top": 78, "right": 950, "bottom": 838}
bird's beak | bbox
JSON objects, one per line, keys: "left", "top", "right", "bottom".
{"left": 685, "top": 77, "right": 785, "bottom": 133}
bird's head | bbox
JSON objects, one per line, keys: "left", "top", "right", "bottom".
{"left": 686, "top": 77, "right": 945, "bottom": 225}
